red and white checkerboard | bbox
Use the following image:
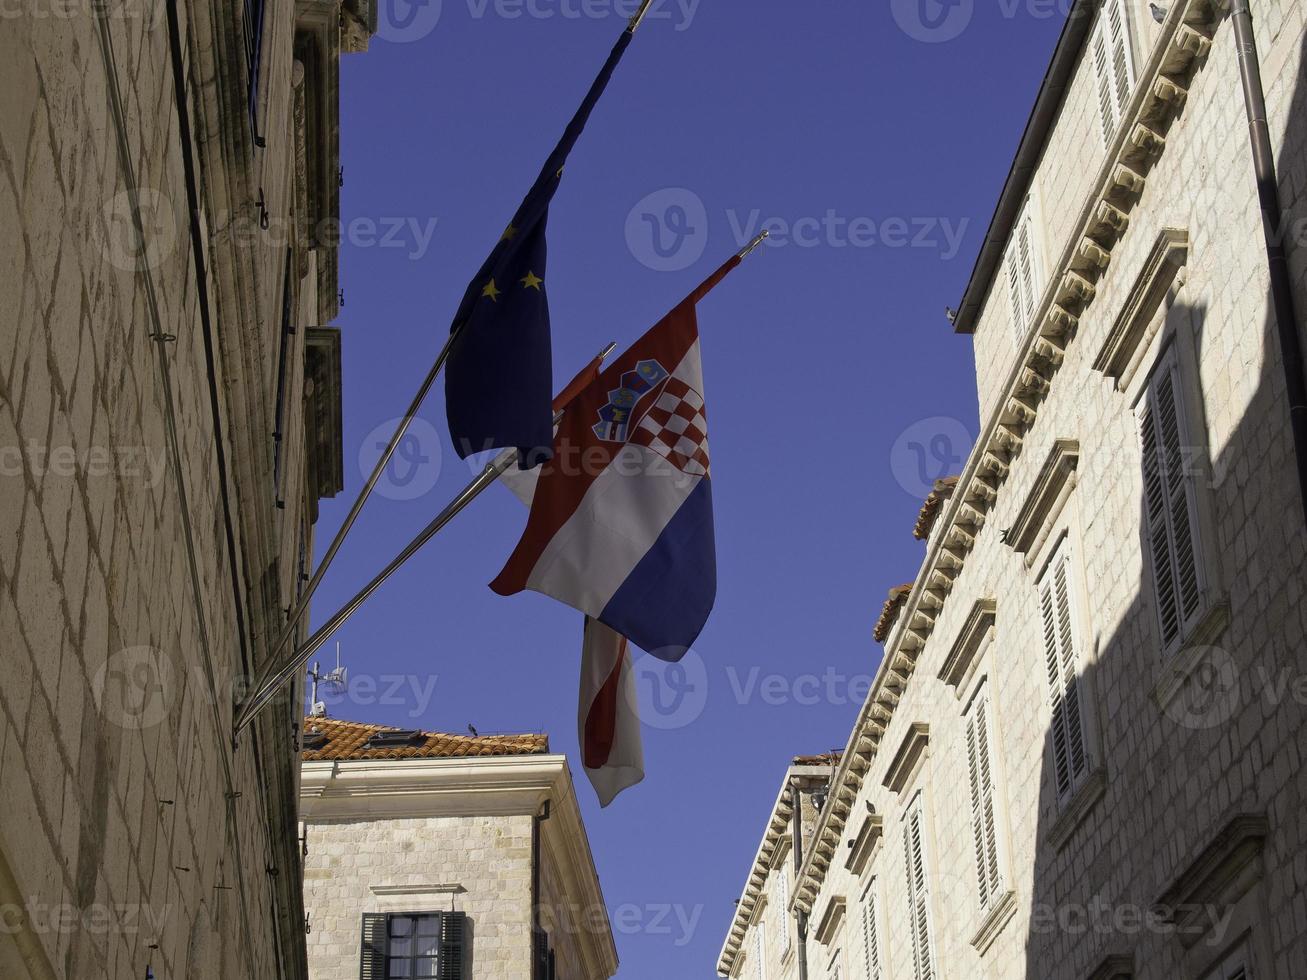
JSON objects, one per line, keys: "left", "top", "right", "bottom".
{"left": 629, "top": 378, "right": 710, "bottom": 476}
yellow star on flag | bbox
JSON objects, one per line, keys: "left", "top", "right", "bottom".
{"left": 501, "top": 224, "right": 518, "bottom": 242}
{"left": 481, "top": 279, "right": 501, "bottom": 302}
{"left": 520, "top": 271, "right": 544, "bottom": 291}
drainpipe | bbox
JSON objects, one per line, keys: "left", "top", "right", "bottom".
{"left": 531, "top": 799, "right": 551, "bottom": 978}
{"left": 1231, "top": 0, "right": 1307, "bottom": 525}
{"left": 790, "top": 779, "right": 809, "bottom": 980}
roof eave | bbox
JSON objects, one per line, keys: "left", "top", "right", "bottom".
{"left": 953, "top": 0, "right": 1098, "bottom": 334}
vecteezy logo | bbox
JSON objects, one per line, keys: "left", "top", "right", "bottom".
{"left": 93, "top": 646, "right": 174, "bottom": 730}
{"left": 890, "top": 416, "right": 972, "bottom": 498}
{"left": 103, "top": 189, "right": 178, "bottom": 272}
{"left": 625, "top": 188, "right": 709, "bottom": 272}
{"left": 891, "top": 0, "right": 974, "bottom": 43}
{"left": 1160, "top": 647, "right": 1242, "bottom": 730}
{"left": 628, "top": 648, "right": 708, "bottom": 730}
{"left": 359, "top": 417, "right": 442, "bottom": 501}
{"left": 376, "top": 0, "right": 443, "bottom": 43}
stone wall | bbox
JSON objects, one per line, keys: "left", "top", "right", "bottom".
{"left": 729, "top": 2, "right": 1307, "bottom": 978}
{"left": 303, "top": 813, "right": 537, "bottom": 979}
{"left": 0, "top": 0, "right": 355, "bottom": 977}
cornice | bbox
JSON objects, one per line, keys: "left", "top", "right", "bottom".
{"left": 1005, "top": 439, "right": 1080, "bottom": 560}
{"left": 937, "top": 598, "right": 997, "bottom": 693}
{"left": 301, "top": 754, "right": 617, "bottom": 976}
{"left": 1093, "top": 227, "right": 1190, "bottom": 386}
{"left": 793, "top": 0, "right": 1224, "bottom": 919}
{"left": 715, "top": 764, "right": 835, "bottom": 977}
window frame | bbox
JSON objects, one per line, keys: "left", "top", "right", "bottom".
{"left": 1003, "top": 194, "right": 1045, "bottom": 348}
{"left": 1091, "top": 0, "right": 1137, "bottom": 144}
{"left": 360, "top": 910, "right": 463, "bottom": 980}
{"left": 1134, "top": 342, "right": 1211, "bottom": 656}
{"left": 962, "top": 679, "right": 1009, "bottom": 915}
{"left": 1205, "top": 943, "right": 1252, "bottom": 980}
{"left": 1036, "top": 534, "right": 1094, "bottom": 806}
{"left": 859, "top": 878, "right": 884, "bottom": 980}
{"left": 901, "top": 791, "right": 937, "bottom": 980}
{"left": 774, "top": 861, "right": 791, "bottom": 956}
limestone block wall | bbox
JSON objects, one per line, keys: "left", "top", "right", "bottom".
{"left": 793, "top": 3, "right": 1307, "bottom": 979}
{"left": 303, "top": 814, "right": 536, "bottom": 979}
{"left": 0, "top": 1, "right": 333, "bottom": 978}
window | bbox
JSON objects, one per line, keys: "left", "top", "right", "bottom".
{"left": 1005, "top": 197, "right": 1042, "bottom": 345}
{"left": 1207, "top": 945, "right": 1252, "bottom": 980}
{"left": 860, "top": 882, "right": 883, "bottom": 980}
{"left": 827, "top": 949, "right": 843, "bottom": 980}
{"left": 243, "top": 0, "right": 267, "bottom": 145}
{"left": 754, "top": 919, "right": 767, "bottom": 980}
{"left": 272, "top": 248, "right": 294, "bottom": 506}
{"left": 1092, "top": 0, "right": 1136, "bottom": 142}
{"left": 1039, "top": 538, "right": 1092, "bottom": 803}
{"left": 965, "top": 685, "right": 1006, "bottom": 911}
{"left": 775, "top": 864, "right": 791, "bottom": 954}
{"left": 902, "top": 795, "right": 935, "bottom": 980}
{"left": 1138, "top": 348, "right": 1206, "bottom": 653}
{"left": 533, "top": 929, "right": 556, "bottom": 980}
{"left": 360, "top": 912, "right": 464, "bottom": 980}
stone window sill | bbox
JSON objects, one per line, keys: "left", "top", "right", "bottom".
{"left": 1151, "top": 600, "right": 1232, "bottom": 715}
{"left": 1046, "top": 766, "right": 1107, "bottom": 853}
{"left": 969, "top": 888, "right": 1017, "bottom": 956}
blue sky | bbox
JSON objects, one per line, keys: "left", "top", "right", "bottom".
{"left": 317, "top": 1, "right": 1067, "bottom": 974}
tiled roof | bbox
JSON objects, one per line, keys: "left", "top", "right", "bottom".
{"left": 873, "top": 584, "right": 915, "bottom": 644}
{"left": 300, "top": 716, "right": 549, "bottom": 762}
{"left": 914, "top": 476, "right": 960, "bottom": 540}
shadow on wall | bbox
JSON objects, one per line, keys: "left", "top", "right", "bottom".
{"left": 1019, "top": 27, "right": 1307, "bottom": 980}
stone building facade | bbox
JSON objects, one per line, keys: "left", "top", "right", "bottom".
{"left": 721, "top": 0, "right": 1307, "bottom": 978}
{"left": 0, "top": 1, "right": 372, "bottom": 977}
{"left": 300, "top": 717, "right": 618, "bottom": 980}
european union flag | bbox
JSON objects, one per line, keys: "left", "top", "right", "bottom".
{"left": 445, "top": 28, "right": 638, "bottom": 469}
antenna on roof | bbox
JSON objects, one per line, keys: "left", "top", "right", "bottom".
{"left": 307, "top": 646, "right": 349, "bottom": 718}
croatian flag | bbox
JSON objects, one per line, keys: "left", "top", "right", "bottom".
{"left": 491, "top": 256, "right": 739, "bottom": 661}
{"left": 578, "top": 617, "right": 644, "bottom": 806}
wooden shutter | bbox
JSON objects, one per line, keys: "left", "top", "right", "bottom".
{"left": 1105, "top": 0, "right": 1134, "bottom": 111}
{"left": 776, "top": 865, "right": 791, "bottom": 953}
{"left": 902, "top": 799, "right": 934, "bottom": 980}
{"left": 1040, "top": 543, "right": 1090, "bottom": 802}
{"left": 1139, "top": 354, "right": 1204, "bottom": 650}
{"left": 439, "top": 913, "right": 465, "bottom": 980}
{"left": 359, "top": 914, "right": 388, "bottom": 980}
{"left": 861, "top": 887, "right": 883, "bottom": 980}
{"left": 965, "top": 690, "right": 1004, "bottom": 909}
{"left": 1006, "top": 200, "right": 1040, "bottom": 344}
{"left": 1093, "top": 0, "right": 1136, "bottom": 142}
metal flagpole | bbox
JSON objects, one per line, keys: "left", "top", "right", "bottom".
{"left": 242, "top": 0, "right": 662, "bottom": 727}
{"left": 235, "top": 232, "right": 771, "bottom": 737}
{"left": 627, "top": 0, "right": 655, "bottom": 33}
{"left": 233, "top": 343, "right": 617, "bottom": 737}
{"left": 738, "top": 229, "right": 769, "bottom": 258}
{"left": 246, "top": 332, "right": 458, "bottom": 706}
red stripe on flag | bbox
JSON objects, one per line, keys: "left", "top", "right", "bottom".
{"left": 491, "top": 256, "right": 739, "bottom": 596}
{"left": 583, "top": 636, "right": 628, "bottom": 769}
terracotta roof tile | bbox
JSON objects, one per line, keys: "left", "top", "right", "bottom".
{"left": 792, "top": 751, "right": 841, "bottom": 767}
{"left": 300, "top": 716, "right": 549, "bottom": 762}
{"left": 913, "top": 476, "right": 960, "bottom": 540}
{"left": 873, "top": 583, "right": 915, "bottom": 644}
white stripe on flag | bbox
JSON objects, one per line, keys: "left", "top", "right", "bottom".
{"left": 579, "top": 617, "right": 644, "bottom": 807}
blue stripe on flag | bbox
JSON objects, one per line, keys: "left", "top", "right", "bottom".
{"left": 599, "top": 478, "right": 716, "bottom": 662}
